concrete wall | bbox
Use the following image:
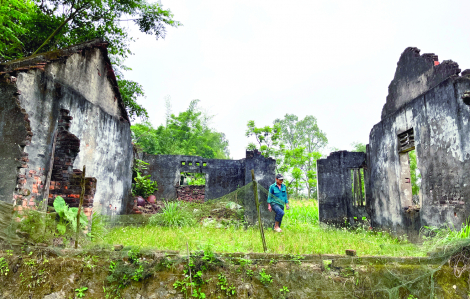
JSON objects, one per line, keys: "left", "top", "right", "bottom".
{"left": 142, "top": 154, "right": 245, "bottom": 201}
{"left": 368, "top": 49, "right": 470, "bottom": 236}
{"left": 0, "top": 41, "right": 133, "bottom": 214}
{"left": 317, "top": 151, "right": 368, "bottom": 226}
{"left": 0, "top": 81, "right": 30, "bottom": 203}
{"left": 142, "top": 150, "right": 276, "bottom": 226}
{"left": 243, "top": 150, "right": 276, "bottom": 227}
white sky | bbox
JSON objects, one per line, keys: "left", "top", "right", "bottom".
{"left": 122, "top": 0, "right": 470, "bottom": 159}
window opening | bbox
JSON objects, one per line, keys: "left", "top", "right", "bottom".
{"left": 196, "top": 162, "right": 200, "bottom": 166}
{"left": 180, "top": 172, "right": 206, "bottom": 186}
{"left": 202, "top": 162, "right": 207, "bottom": 167}
{"left": 188, "top": 162, "right": 193, "bottom": 166}
{"left": 350, "top": 168, "right": 365, "bottom": 206}
{"left": 398, "top": 128, "right": 415, "bottom": 153}
{"left": 181, "top": 161, "right": 186, "bottom": 166}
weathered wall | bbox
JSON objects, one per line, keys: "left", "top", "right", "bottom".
{"left": 380, "top": 47, "right": 461, "bottom": 120}
{"left": 243, "top": 150, "right": 276, "bottom": 227}
{"left": 368, "top": 49, "right": 470, "bottom": 236}
{"left": 317, "top": 151, "right": 368, "bottom": 225}
{"left": 142, "top": 154, "right": 245, "bottom": 201}
{"left": 142, "top": 150, "right": 276, "bottom": 226}
{"left": 0, "top": 248, "right": 467, "bottom": 299}
{"left": 0, "top": 80, "right": 31, "bottom": 204}
{"left": 0, "top": 41, "right": 133, "bottom": 215}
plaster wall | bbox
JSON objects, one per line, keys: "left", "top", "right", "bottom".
{"left": 7, "top": 47, "right": 132, "bottom": 214}
{"left": 0, "top": 83, "right": 30, "bottom": 203}
{"left": 142, "top": 150, "right": 276, "bottom": 226}
{"left": 141, "top": 154, "right": 245, "bottom": 201}
{"left": 369, "top": 76, "right": 470, "bottom": 234}
{"left": 317, "top": 151, "right": 368, "bottom": 226}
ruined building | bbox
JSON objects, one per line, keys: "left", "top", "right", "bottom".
{"left": 0, "top": 39, "right": 133, "bottom": 217}
{"left": 318, "top": 47, "right": 470, "bottom": 238}
{"left": 141, "top": 149, "right": 277, "bottom": 225}
{"left": 0, "top": 39, "right": 275, "bottom": 225}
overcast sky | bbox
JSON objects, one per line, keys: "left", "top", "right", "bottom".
{"left": 122, "top": 0, "right": 470, "bottom": 159}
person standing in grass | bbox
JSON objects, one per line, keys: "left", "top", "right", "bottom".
{"left": 267, "top": 174, "right": 289, "bottom": 232}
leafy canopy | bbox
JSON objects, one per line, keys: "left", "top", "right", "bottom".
{"left": 1, "top": 0, "right": 182, "bottom": 120}
{"left": 246, "top": 114, "right": 327, "bottom": 199}
{"left": 132, "top": 100, "right": 230, "bottom": 159}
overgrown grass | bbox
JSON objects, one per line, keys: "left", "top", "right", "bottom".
{"left": 148, "top": 201, "right": 194, "bottom": 227}
{"left": 98, "top": 199, "right": 423, "bottom": 257}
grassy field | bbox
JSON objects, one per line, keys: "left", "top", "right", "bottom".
{"left": 98, "top": 199, "right": 423, "bottom": 257}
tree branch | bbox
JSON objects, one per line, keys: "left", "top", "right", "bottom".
{"left": 32, "top": 2, "right": 90, "bottom": 55}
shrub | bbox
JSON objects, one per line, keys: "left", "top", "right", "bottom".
{"left": 87, "top": 211, "right": 108, "bottom": 241}
{"left": 149, "top": 201, "right": 194, "bottom": 227}
{"left": 132, "top": 159, "right": 158, "bottom": 198}
{"left": 53, "top": 196, "right": 88, "bottom": 234}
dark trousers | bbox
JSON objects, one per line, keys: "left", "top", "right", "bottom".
{"left": 271, "top": 203, "right": 285, "bottom": 227}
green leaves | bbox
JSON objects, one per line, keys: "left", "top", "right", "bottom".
{"left": 245, "top": 120, "right": 282, "bottom": 158}
{"left": 1, "top": 0, "right": 182, "bottom": 119}
{"left": 52, "top": 196, "right": 88, "bottom": 233}
{"left": 131, "top": 100, "right": 229, "bottom": 159}
{"left": 247, "top": 114, "right": 327, "bottom": 198}
{"left": 117, "top": 77, "right": 148, "bottom": 120}
{"left": 0, "top": 0, "right": 34, "bottom": 61}
{"left": 131, "top": 171, "right": 158, "bottom": 198}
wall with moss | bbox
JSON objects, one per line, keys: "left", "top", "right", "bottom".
{"left": 0, "top": 247, "right": 467, "bottom": 299}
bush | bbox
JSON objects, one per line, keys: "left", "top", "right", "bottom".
{"left": 16, "top": 207, "right": 56, "bottom": 244}
{"left": 149, "top": 201, "right": 194, "bottom": 227}
{"left": 132, "top": 159, "right": 158, "bottom": 198}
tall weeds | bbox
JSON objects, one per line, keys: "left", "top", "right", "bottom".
{"left": 149, "top": 201, "right": 194, "bottom": 227}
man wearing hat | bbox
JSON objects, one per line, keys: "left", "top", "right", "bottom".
{"left": 267, "top": 174, "right": 289, "bottom": 232}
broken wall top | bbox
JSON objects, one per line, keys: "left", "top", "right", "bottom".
{"left": 0, "top": 38, "right": 129, "bottom": 122}
{"left": 381, "top": 47, "right": 461, "bottom": 120}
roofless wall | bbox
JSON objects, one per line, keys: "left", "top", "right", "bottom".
{"left": 0, "top": 39, "right": 133, "bottom": 216}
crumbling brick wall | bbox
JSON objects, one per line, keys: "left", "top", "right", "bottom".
{"left": 0, "top": 75, "right": 37, "bottom": 210}
{"left": 48, "top": 109, "right": 97, "bottom": 219}
{"left": 0, "top": 39, "right": 133, "bottom": 215}
{"left": 176, "top": 185, "right": 205, "bottom": 203}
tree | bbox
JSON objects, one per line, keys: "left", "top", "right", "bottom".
{"left": 351, "top": 142, "right": 367, "bottom": 153}
{"left": 276, "top": 114, "right": 327, "bottom": 199}
{"left": 131, "top": 100, "right": 230, "bottom": 159}
{"left": 117, "top": 78, "right": 148, "bottom": 120}
{"left": 246, "top": 114, "right": 327, "bottom": 199}
{"left": 2, "top": 0, "right": 182, "bottom": 119}
{"left": 245, "top": 120, "right": 282, "bottom": 158}
{"left": 0, "top": 0, "right": 34, "bottom": 61}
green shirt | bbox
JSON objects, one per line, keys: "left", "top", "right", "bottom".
{"left": 267, "top": 183, "right": 288, "bottom": 206}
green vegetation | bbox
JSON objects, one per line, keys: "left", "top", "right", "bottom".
{"left": 409, "top": 149, "right": 421, "bottom": 196}
{"left": 99, "top": 199, "right": 422, "bottom": 257}
{"left": 351, "top": 141, "right": 367, "bottom": 153}
{"left": 148, "top": 201, "right": 194, "bottom": 227}
{"left": 75, "top": 287, "right": 88, "bottom": 298}
{"left": 132, "top": 100, "right": 229, "bottom": 159}
{"left": 53, "top": 196, "right": 88, "bottom": 234}
{"left": 0, "top": 0, "right": 182, "bottom": 119}
{"left": 185, "top": 173, "right": 206, "bottom": 186}
{"left": 247, "top": 114, "right": 327, "bottom": 198}
{"left": 131, "top": 159, "right": 158, "bottom": 197}
{"left": 259, "top": 268, "right": 273, "bottom": 285}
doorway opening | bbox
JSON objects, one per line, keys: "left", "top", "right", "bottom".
{"left": 350, "top": 168, "right": 366, "bottom": 207}
{"left": 398, "top": 128, "right": 420, "bottom": 207}
{"left": 177, "top": 172, "right": 206, "bottom": 203}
